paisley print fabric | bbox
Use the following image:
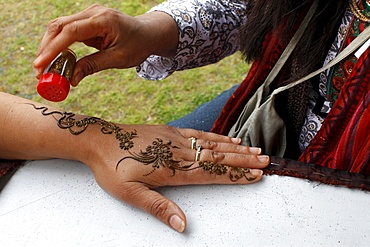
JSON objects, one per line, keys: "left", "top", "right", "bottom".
{"left": 136, "top": 0, "right": 247, "bottom": 80}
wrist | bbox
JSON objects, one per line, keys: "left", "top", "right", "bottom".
{"left": 135, "top": 11, "right": 179, "bottom": 58}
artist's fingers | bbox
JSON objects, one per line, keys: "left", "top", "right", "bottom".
{"left": 34, "top": 17, "right": 104, "bottom": 77}
{"left": 69, "top": 48, "right": 130, "bottom": 86}
{"left": 34, "top": 4, "right": 125, "bottom": 78}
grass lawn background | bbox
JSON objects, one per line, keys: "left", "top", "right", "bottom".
{"left": 1, "top": 0, "right": 250, "bottom": 124}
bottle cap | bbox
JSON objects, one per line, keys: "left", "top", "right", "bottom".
{"left": 36, "top": 49, "right": 76, "bottom": 102}
{"left": 37, "top": 72, "right": 70, "bottom": 102}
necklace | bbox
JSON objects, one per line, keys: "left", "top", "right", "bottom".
{"left": 350, "top": 0, "right": 370, "bottom": 23}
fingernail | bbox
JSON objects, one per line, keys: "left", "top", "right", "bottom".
{"left": 249, "top": 147, "right": 261, "bottom": 154}
{"left": 250, "top": 169, "right": 263, "bottom": 177}
{"left": 257, "top": 155, "right": 270, "bottom": 163}
{"left": 231, "top": 137, "right": 241, "bottom": 144}
{"left": 169, "top": 214, "right": 185, "bottom": 233}
{"left": 34, "top": 68, "right": 42, "bottom": 79}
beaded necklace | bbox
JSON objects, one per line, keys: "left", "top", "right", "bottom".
{"left": 350, "top": 0, "right": 370, "bottom": 22}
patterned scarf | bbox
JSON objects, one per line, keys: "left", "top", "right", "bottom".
{"left": 300, "top": 48, "right": 370, "bottom": 175}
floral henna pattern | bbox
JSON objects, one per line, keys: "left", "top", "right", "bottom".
{"left": 198, "top": 161, "right": 228, "bottom": 175}
{"left": 199, "top": 161, "right": 256, "bottom": 182}
{"left": 29, "top": 104, "right": 137, "bottom": 150}
{"left": 30, "top": 104, "right": 256, "bottom": 182}
{"left": 229, "top": 167, "right": 256, "bottom": 182}
{"left": 116, "top": 138, "right": 189, "bottom": 176}
{"left": 116, "top": 139, "right": 256, "bottom": 182}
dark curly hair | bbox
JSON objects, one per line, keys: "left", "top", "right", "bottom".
{"left": 239, "top": 0, "right": 350, "bottom": 82}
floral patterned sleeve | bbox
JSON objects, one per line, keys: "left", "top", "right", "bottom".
{"left": 136, "top": 0, "right": 248, "bottom": 80}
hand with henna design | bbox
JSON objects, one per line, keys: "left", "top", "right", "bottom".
{"left": 0, "top": 93, "right": 269, "bottom": 233}
{"left": 91, "top": 125, "right": 268, "bottom": 233}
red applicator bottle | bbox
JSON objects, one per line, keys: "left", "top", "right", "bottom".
{"left": 37, "top": 49, "right": 76, "bottom": 102}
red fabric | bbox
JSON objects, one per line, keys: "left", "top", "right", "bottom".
{"left": 299, "top": 49, "right": 370, "bottom": 175}
{"left": 211, "top": 11, "right": 306, "bottom": 135}
{"left": 211, "top": 32, "right": 288, "bottom": 135}
{"left": 211, "top": 15, "right": 370, "bottom": 176}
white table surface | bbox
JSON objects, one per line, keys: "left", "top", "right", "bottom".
{"left": 0, "top": 159, "right": 369, "bottom": 247}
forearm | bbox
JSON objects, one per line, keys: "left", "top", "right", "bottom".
{"left": 0, "top": 92, "right": 90, "bottom": 161}
{"left": 137, "top": 0, "right": 248, "bottom": 80}
{"left": 135, "top": 11, "right": 179, "bottom": 58}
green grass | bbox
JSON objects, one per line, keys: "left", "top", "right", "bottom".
{"left": 1, "top": 0, "right": 250, "bottom": 124}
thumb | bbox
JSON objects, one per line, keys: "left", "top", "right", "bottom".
{"left": 70, "top": 49, "right": 122, "bottom": 86}
{"left": 121, "top": 182, "right": 187, "bottom": 233}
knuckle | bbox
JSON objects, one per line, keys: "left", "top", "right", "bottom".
{"left": 181, "top": 128, "right": 196, "bottom": 137}
{"left": 101, "top": 8, "right": 117, "bottom": 17}
{"left": 64, "top": 21, "right": 78, "bottom": 34}
{"left": 86, "top": 4, "right": 111, "bottom": 16}
{"left": 150, "top": 198, "right": 170, "bottom": 218}
{"left": 47, "top": 18, "right": 64, "bottom": 34}
{"left": 83, "top": 6, "right": 113, "bottom": 27}
{"left": 209, "top": 151, "right": 225, "bottom": 163}
{"left": 195, "top": 130, "right": 205, "bottom": 136}
{"left": 84, "top": 59, "right": 99, "bottom": 76}
{"left": 88, "top": 3, "right": 103, "bottom": 9}
{"left": 205, "top": 140, "right": 217, "bottom": 149}
{"left": 94, "top": 7, "right": 120, "bottom": 24}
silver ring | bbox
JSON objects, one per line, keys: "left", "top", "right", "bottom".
{"left": 195, "top": 145, "right": 203, "bottom": 162}
{"left": 190, "top": 137, "right": 197, "bottom": 150}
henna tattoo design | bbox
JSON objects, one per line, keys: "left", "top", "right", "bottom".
{"left": 199, "top": 161, "right": 256, "bottom": 182}
{"left": 29, "top": 104, "right": 137, "bottom": 150}
{"left": 116, "top": 139, "right": 257, "bottom": 182}
{"left": 30, "top": 104, "right": 256, "bottom": 182}
{"left": 116, "top": 138, "right": 188, "bottom": 176}
{"left": 229, "top": 167, "right": 257, "bottom": 182}
{"left": 198, "top": 161, "right": 228, "bottom": 175}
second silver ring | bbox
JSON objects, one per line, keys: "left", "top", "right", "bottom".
{"left": 195, "top": 145, "right": 203, "bottom": 162}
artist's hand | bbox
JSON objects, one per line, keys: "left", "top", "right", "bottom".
{"left": 83, "top": 124, "right": 269, "bottom": 233}
{"left": 33, "top": 4, "right": 178, "bottom": 86}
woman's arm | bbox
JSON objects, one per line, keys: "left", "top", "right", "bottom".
{"left": 0, "top": 92, "right": 90, "bottom": 160}
{"left": 138, "top": 0, "right": 248, "bottom": 80}
{"left": 33, "top": 1, "right": 248, "bottom": 84}
{"left": 0, "top": 92, "right": 269, "bottom": 232}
